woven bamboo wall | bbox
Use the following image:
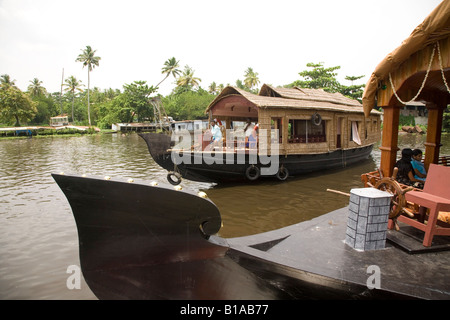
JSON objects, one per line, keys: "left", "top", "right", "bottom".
{"left": 259, "top": 108, "right": 381, "bottom": 155}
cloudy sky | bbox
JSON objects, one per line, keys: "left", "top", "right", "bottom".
{"left": 0, "top": 0, "right": 443, "bottom": 96}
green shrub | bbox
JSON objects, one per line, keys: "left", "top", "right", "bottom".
{"left": 443, "top": 110, "right": 450, "bottom": 132}
{"left": 399, "top": 115, "right": 415, "bottom": 127}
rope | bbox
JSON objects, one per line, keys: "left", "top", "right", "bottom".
{"left": 437, "top": 41, "right": 450, "bottom": 94}
{"left": 389, "top": 43, "right": 436, "bottom": 105}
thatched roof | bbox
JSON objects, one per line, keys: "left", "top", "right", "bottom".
{"left": 206, "top": 84, "right": 379, "bottom": 115}
{"left": 362, "top": 0, "right": 450, "bottom": 116}
{"left": 259, "top": 84, "right": 362, "bottom": 107}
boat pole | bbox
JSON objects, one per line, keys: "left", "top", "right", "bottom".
{"left": 326, "top": 189, "right": 350, "bottom": 197}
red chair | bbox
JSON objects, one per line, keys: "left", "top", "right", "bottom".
{"left": 401, "top": 164, "right": 450, "bottom": 247}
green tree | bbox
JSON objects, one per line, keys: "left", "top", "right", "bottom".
{"left": 63, "top": 76, "right": 84, "bottom": 122}
{"left": 104, "top": 88, "right": 121, "bottom": 100}
{"left": 97, "top": 94, "right": 132, "bottom": 129}
{"left": 76, "top": 45, "right": 101, "bottom": 126}
{"left": 291, "top": 62, "right": 341, "bottom": 92}
{"left": 340, "top": 75, "right": 365, "bottom": 102}
{"left": 122, "top": 81, "right": 157, "bottom": 122}
{"left": 27, "top": 78, "right": 47, "bottom": 97}
{"left": 176, "top": 65, "right": 201, "bottom": 92}
{"left": 31, "top": 94, "right": 57, "bottom": 124}
{"left": 26, "top": 79, "right": 57, "bottom": 125}
{"left": 208, "top": 82, "right": 219, "bottom": 95}
{"left": 244, "top": 67, "right": 260, "bottom": 92}
{"left": 156, "top": 57, "right": 181, "bottom": 89}
{"left": 443, "top": 108, "right": 450, "bottom": 132}
{"left": 0, "top": 78, "right": 37, "bottom": 126}
{"left": 235, "top": 79, "right": 246, "bottom": 90}
{"left": 0, "top": 74, "right": 15, "bottom": 87}
{"left": 289, "top": 62, "right": 365, "bottom": 101}
{"left": 162, "top": 88, "right": 214, "bottom": 120}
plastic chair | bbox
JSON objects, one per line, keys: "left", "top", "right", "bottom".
{"left": 401, "top": 164, "right": 450, "bottom": 247}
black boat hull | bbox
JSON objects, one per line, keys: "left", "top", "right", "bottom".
{"left": 139, "top": 132, "right": 374, "bottom": 183}
{"left": 53, "top": 174, "right": 413, "bottom": 300}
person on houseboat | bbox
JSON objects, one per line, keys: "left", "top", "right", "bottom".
{"left": 394, "top": 148, "right": 424, "bottom": 188}
{"left": 411, "top": 149, "right": 427, "bottom": 182}
{"left": 210, "top": 119, "right": 223, "bottom": 148}
{"left": 244, "top": 119, "right": 253, "bottom": 135}
{"left": 244, "top": 119, "right": 253, "bottom": 146}
{"left": 248, "top": 124, "right": 259, "bottom": 149}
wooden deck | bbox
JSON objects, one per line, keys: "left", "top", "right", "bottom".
{"left": 227, "top": 207, "right": 450, "bottom": 299}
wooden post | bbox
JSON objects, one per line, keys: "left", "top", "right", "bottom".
{"left": 424, "top": 103, "right": 443, "bottom": 171}
{"left": 379, "top": 106, "right": 400, "bottom": 178}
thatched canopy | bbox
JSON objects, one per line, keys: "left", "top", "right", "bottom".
{"left": 362, "top": 0, "right": 450, "bottom": 116}
{"left": 206, "top": 84, "right": 377, "bottom": 118}
{"left": 362, "top": 0, "right": 450, "bottom": 177}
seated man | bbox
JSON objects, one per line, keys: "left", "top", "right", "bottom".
{"left": 394, "top": 148, "right": 424, "bottom": 188}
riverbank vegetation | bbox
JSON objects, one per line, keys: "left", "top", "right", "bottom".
{"left": 1, "top": 47, "right": 448, "bottom": 132}
{"left": 0, "top": 128, "right": 100, "bottom": 139}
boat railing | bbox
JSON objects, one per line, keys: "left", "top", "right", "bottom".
{"left": 436, "top": 155, "right": 450, "bottom": 166}
{"left": 288, "top": 134, "right": 326, "bottom": 144}
{"left": 170, "top": 139, "right": 260, "bottom": 153}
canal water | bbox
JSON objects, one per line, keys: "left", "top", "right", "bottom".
{"left": 0, "top": 132, "right": 449, "bottom": 299}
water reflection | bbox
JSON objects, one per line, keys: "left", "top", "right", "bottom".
{"left": 0, "top": 132, "right": 448, "bottom": 299}
{"left": 209, "top": 158, "right": 378, "bottom": 237}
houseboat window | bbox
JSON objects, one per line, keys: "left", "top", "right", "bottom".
{"left": 372, "top": 119, "right": 378, "bottom": 132}
{"left": 336, "top": 117, "right": 343, "bottom": 149}
{"left": 350, "top": 121, "right": 361, "bottom": 145}
{"left": 271, "top": 118, "right": 282, "bottom": 143}
{"left": 288, "top": 119, "right": 326, "bottom": 143}
{"left": 365, "top": 120, "right": 370, "bottom": 139}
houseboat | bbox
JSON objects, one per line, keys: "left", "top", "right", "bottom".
{"left": 139, "top": 84, "right": 382, "bottom": 184}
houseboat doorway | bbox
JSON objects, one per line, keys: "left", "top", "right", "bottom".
{"left": 336, "top": 117, "right": 342, "bottom": 149}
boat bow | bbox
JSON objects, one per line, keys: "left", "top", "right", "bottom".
{"left": 52, "top": 173, "right": 288, "bottom": 299}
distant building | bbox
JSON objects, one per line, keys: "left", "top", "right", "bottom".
{"left": 400, "top": 101, "right": 427, "bottom": 117}
{"left": 400, "top": 102, "right": 428, "bottom": 125}
{"left": 50, "top": 115, "right": 69, "bottom": 127}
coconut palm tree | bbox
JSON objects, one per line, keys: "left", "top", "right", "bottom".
{"left": 244, "top": 67, "right": 260, "bottom": 91}
{"left": 63, "top": 76, "right": 84, "bottom": 122}
{"left": 0, "top": 74, "right": 16, "bottom": 88}
{"left": 176, "top": 65, "right": 201, "bottom": 90}
{"left": 76, "top": 45, "right": 101, "bottom": 126}
{"left": 27, "top": 78, "right": 47, "bottom": 97}
{"left": 156, "top": 57, "right": 181, "bottom": 88}
{"left": 208, "top": 82, "right": 218, "bottom": 95}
